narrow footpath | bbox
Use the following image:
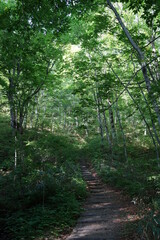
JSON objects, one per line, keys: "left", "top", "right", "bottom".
{"left": 66, "top": 163, "right": 138, "bottom": 240}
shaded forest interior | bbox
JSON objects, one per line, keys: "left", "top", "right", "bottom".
{"left": 0, "top": 0, "right": 160, "bottom": 239}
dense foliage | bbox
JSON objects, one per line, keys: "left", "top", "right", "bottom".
{"left": 0, "top": 115, "right": 87, "bottom": 239}
{"left": 0, "top": 0, "right": 160, "bottom": 239}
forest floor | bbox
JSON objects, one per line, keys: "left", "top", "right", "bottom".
{"left": 64, "top": 162, "right": 140, "bottom": 240}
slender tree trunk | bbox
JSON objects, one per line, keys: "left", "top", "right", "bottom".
{"left": 42, "top": 105, "right": 46, "bottom": 130}
{"left": 86, "top": 120, "right": 89, "bottom": 136}
{"left": 99, "top": 97, "right": 112, "bottom": 153}
{"left": 136, "top": 81, "right": 160, "bottom": 145}
{"left": 35, "top": 106, "right": 39, "bottom": 129}
{"left": 64, "top": 111, "right": 67, "bottom": 128}
{"left": 150, "top": 26, "right": 160, "bottom": 82}
{"left": 23, "top": 108, "right": 28, "bottom": 129}
{"left": 51, "top": 113, "right": 54, "bottom": 132}
{"left": 7, "top": 76, "right": 18, "bottom": 170}
{"left": 8, "top": 77, "right": 16, "bottom": 129}
{"left": 103, "top": 111, "right": 111, "bottom": 147}
{"left": 19, "top": 109, "right": 24, "bottom": 134}
{"left": 108, "top": 62, "right": 160, "bottom": 164}
{"left": 115, "top": 93, "right": 128, "bottom": 162}
{"left": 131, "top": 55, "right": 160, "bottom": 145}
{"left": 30, "top": 105, "right": 35, "bottom": 128}
{"left": 34, "top": 96, "right": 39, "bottom": 129}
{"left": 106, "top": 0, "right": 160, "bottom": 126}
{"left": 93, "top": 90, "right": 104, "bottom": 143}
{"left": 108, "top": 99, "right": 116, "bottom": 141}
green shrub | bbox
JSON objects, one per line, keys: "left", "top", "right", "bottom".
{"left": 0, "top": 118, "right": 87, "bottom": 239}
{"left": 83, "top": 136, "right": 160, "bottom": 239}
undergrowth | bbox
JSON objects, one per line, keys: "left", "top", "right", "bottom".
{"left": 82, "top": 136, "right": 160, "bottom": 240}
{"left": 0, "top": 115, "right": 87, "bottom": 239}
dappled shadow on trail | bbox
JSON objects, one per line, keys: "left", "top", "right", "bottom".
{"left": 66, "top": 164, "right": 140, "bottom": 240}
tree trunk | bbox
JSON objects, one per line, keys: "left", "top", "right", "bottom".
{"left": 108, "top": 99, "right": 116, "bottom": 141}
{"left": 99, "top": 97, "right": 112, "bottom": 151}
{"left": 106, "top": 0, "right": 160, "bottom": 126}
{"left": 8, "top": 77, "right": 16, "bottom": 129}
{"left": 93, "top": 90, "right": 104, "bottom": 143}
{"left": 150, "top": 26, "right": 160, "bottom": 82}
{"left": 108, "top": 62, "right": 160, "bottom": 164}
{"left": 136, "top": 80, "right": 160, "bottom": 145}
{"left": 131, "top": 55, "right": 160, "bottom": 145}
{"left": 115, "top": 94, "right": 128, "bottom": 162}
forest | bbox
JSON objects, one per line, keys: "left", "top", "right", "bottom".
{"left": 0, "top": 0, "right": 160, "bottom": 239}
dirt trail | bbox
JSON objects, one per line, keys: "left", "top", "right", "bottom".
{"left": 66, "top": 163, "right": 138, "bottom": 240}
